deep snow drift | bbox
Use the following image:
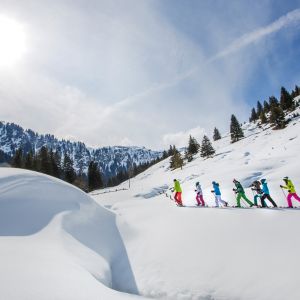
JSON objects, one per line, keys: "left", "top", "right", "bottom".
{"left": 0, "top": 168, "right": 143, "bottom": 300}
{"left": 92, "top": 112, "right": 300, "bottom": 300}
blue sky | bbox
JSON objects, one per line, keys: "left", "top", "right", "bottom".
{"left": 0, "top": 0, "right": 299, "bottom": 149}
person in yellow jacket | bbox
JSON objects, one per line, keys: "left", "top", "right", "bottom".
{"left": 173, "top": 179, "right": 183, "bottom": 206}
{"left": 280, "top": 177, "right": 300, "bottom": 208}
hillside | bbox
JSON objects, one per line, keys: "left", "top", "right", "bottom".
{"left": 91, "top": 108, "right": 300, "bottom": 300}
{"left": 0, "top": 108, "right": 300, "bottom": 300}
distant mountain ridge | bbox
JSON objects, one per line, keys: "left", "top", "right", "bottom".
{"left": 0, "top": 121, "right": 162, "bottom": 179}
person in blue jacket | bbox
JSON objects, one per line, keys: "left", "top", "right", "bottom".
{"left": 211, "top": 181, "right": 228, "bottom": 207}
{"left": 260, "top": 179, "right": 277, "bottom": 207}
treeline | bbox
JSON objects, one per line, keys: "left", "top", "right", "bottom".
{"left": 169, "top": 84, "right": 300, "bottom": 170}
{"left": 106, "top": 154, "right": 168, "bottom": 187}
{"left": 249, "top": 85, "right": 300, "bottom": 129}
{"left": 10, "top": 145, "right": 168, "bottom": 192}
{"left": 11, "top": 146, "right": 93, "bottom": 191}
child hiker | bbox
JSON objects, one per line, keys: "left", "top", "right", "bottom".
{"left": 173, "top": 179, "right": 183, "bottom": 206}
{"left": 211, "top": 181, "right": 228, "bottom": 207}
{"left": 280, "top": 177, "right": 300, "bottom": 208}
{"left": 195, "top": 182, "right": 205, "bottom": 206}
{"left": 233, "top": 179, "right": 254, "bottom": 207}
{"left": 250, "top": 180, "right": 265, "bottom": 207}
{"left": 260, "top": 179, "right": 277, "bottom": 207}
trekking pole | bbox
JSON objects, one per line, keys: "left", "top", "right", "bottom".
{"left": 280, "top": 187, "right": 287, "bottom": 206}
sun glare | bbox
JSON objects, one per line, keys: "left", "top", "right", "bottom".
{"left": 0, "top": 16, "right": 26, "bottom": 67}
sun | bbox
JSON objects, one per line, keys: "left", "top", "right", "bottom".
{"left": 0, "top": 16, "right": 26, "bottom": 67}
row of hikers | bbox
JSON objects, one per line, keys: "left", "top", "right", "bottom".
{"left": 172, "top": 177, "right": 300, "bottom": 208}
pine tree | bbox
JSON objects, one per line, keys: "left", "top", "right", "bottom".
{"left": 250, "top": 108, "right": 258, "bottom": 122}
{"left": 213, "top": 127, "right": 221, "bottom": 141}
{"left": 257, "top": 101, "right": 263, "bottom": 116}
{"left": 187, "top": 135, "right": 200, "bottom": 157}
{"left": 263, "top": 100, "right": 270, "bottom": 113}
{"left": 11, "top": 148, "right": 23, "bottom": 168}
{"left": 24, "top": 150, "right": 34, "bottom": 170}
{"left": 170, "top": 148, "right": 184, "bottom": 170}
{"left": 280, "top": 86, "right": 294, "bottom": 111}
{"left": 269, "top": 96, "right": 279, "bottom": 109}
{"left": 259, "top": 111, "right": 267, "bottom": 124}
{"left": 200, "top": 135, "right": 215, "bottom": 158}
{"left": 88, "top": 161, "right": 103, "bottom": 191}
{"left": 63, "top": 153, "right": 76, "bottom": 183}
{"left": 230, "top": 114, "right": 244, "bottom": 143}
{"left": 270, "top": 106, "right": 286, "bottom": 129}
{"left": 50, "top": 150, "right": 61, "bottom": 178}
{"left": 184, "top": 150, "right": 193, "bottom": 162}
{"left": 295, "top": 85, "right": 300, "bottom": 96}
{"left": 38, "top": 146, "right": 52, "bottom": 175}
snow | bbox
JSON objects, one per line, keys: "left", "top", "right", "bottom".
{"left": 1, "top": 112, "right": 300, "bottom": 299}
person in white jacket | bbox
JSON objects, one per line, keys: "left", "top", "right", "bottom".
{"left": 195, "top": 182, "right": 205, "bottom": 206}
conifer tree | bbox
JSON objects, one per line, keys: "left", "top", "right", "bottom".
{"left": 259, "top": 111, "right": 267, "bottom": 124}
{"left": 280, "top": 86, "right": 294, "bottom": 111}
{"left": 295, "top": 85, "right": 300, "bottom": 96}
{"left": 213, "top": 127, "right": 221, "bottom": 141}
{"left": 170, "top": 148, "right": 184, "bottom": 170}
{"left": 270, "top": 106, "right": 286, "bottom": 129}
{"left": 269, "top": 96, "right": 279, "bottom": 109}
{"left": 257, "top": 101, "right": 263, "bottom": 116}
{"left": 38, "top": 146, "right": 52, "bottom": 175}
{"left": 24, "top": 150, "right": 34, "bottom": 170}
{"left": 230, "top": 114, "right": 244, "bottom": 143}
{"left": 12, "top": 148, "right": 23, "bottom": 168}
{"left": 88, "top": 161, "right": 103, "bottom": 191}
{"left": 263, "top": 100, "right": 270, "bottom": 113}
{"left": 50, "top": 149, "right": 61, "bottom": 178}
{"left": 187, "top": 135, "right": 200, "bottom": 157}
{"left": 63, "top": 153, "right": 76, "bottom": 183}
{"left": 200, "top": 135, "right": 215, "bottom": 158}
{"left": 184, "top": 149, "right": 193, "bottom": 162}
{"left": 250, "top": 108, "right": 258, "bottom": 122}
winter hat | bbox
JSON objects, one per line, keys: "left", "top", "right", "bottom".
{"left": 212, "top": 181, "right": 216, "bottom": 185}
{"left": 283, "top": 176, "right": 289, "bottom": 181}
{"left": 261, "top": 179, "right": 266, "bottom": 183}
{"left": 173, "top": 179, "right": 177, "bottom": 182}
{"left": 233, "top": 179, "right": 238, "bottom": 183}
{"left": 196, "top": 182, "right": 200, "bottom": 186}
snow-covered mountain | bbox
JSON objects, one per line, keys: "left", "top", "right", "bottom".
{"left": 0, "top": 121, "right": 162, "bottom": 178}
{"left": 1, "top": 105, "right": 300, "bottom": 300}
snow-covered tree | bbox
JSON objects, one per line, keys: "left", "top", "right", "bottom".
{"left": 230, "top": 114, "right": 244, "bottom": 143}
{"left": 213, "top": 127, "right": 221, "bottom": 141}
{"left": 200, "top": 135, "right": 215, "bottom": 158}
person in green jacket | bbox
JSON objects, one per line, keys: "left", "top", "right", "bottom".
{"left": 233, "top": 179, "right": 254, "bottom": 207}
{"left": 280, "top": 177, "right": 300, "bottom": 208}
{"left": 173, "top": 179, "right": 183, "bottom": 206}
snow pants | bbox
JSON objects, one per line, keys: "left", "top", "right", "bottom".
{"left": 196, "top": 193, "right": 205, "bottom": 206}
{"left": 287, "top": 193, "right": 300, "bottom": 208}
{"left": 254, "top": 195, "right": 267, "bottom": 207}
{"left": 261, "top": 194, "right": 277, "bottom": 207}
{"left": 174, "top": 192, "right": 183, "bottom": 206}
{"left": 215, "top": 195, "right": 226, "bottom": 207}
{"left": 236, "top": 193, "right": 253, "bottom": 207}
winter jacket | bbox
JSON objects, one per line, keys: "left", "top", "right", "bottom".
{"left": 234, "top": 181, "right": 245, "bottom": 194}
{"left": 174, "top": 180, "right": 182, "bottom": 193}
{"left": 212, "top": 182, "right": 221, "bottom": 195}
{"left": 282, "top": 180, "right": 296, "bottom": 193}
{"left": 261, "top": 181, "right": 270, "bottom": 195}
{"left": 195, "top": 184, "right": 203, "bottom": 195}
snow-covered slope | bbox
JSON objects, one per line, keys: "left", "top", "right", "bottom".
{"left": 91, "top": 111, "right": 300, "bottom": 300}
{"left": 0, "top": 168, "right": 144, "bottom": 300}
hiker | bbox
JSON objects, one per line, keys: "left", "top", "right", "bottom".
{"left": 280, "top": 177, "right": 300, "bottom": 208}
{"left": 250, "top": 180, "right": 265, "bottom": 207}
{"left": 233, "top": 179, "right": 254, "bottom": 207}
{"left": 260, "top": 179, "right": 277, "bottom": 207}
{"left": 173, "top": 179, "right": 183, "bottom": 206}
{"left": 211, "top": 181, "right": 228, "bottom": 207}
{"left": 195, "top": 182, "right": 205, "bottom": 206}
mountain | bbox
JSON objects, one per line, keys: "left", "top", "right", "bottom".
{"left": 0, "top": 104, "right": 300, "bottom": 300}
{"left": 0, "top": 121, "right": 162, "bottom": 179}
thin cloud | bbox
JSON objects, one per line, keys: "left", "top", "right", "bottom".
{"left": 210, "top": 8, "right": 300, "bottom": 62}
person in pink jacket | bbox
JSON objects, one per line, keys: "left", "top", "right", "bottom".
{"left": 195, "top": 182, "right": 205, "bottom": 206}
